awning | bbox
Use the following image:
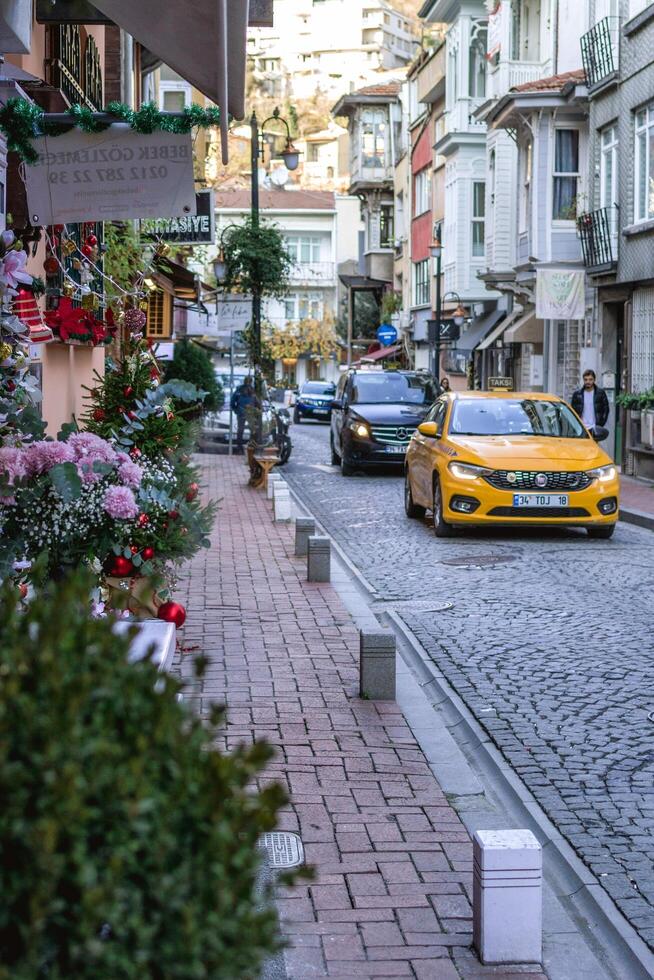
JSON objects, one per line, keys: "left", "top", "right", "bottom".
{"left": 91, "top": 0, "right": 250, "bottom": 161}
{"left": 356, "top": 344, "right": 401, "bottom": 364}
{"left": 457, "top": 309, "right": 505, "bottom": 352}
{"left": 339, "top": 273, "right": 389, "bottom": 291}
{"left": 152, "top": 257, "right": 199, "bottom": 303}
{"left": 477, "top": 309, "right": 522, "bottom": 350}
{"left": 503, "top": 308, "right": 542, "bottom": 343}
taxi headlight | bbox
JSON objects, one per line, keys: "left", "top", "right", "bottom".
{"left": 349, "top": 420, "right": 370, "bottom": 438}
{"left": 448, "top": 461, "right": 493, "bottom": 480}
{"left": 587, "top": 465, "right": 616, "bottom": 483}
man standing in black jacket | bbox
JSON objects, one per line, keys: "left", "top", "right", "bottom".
{"left": 571, "top": 369, "right": 610, "bottom": 435}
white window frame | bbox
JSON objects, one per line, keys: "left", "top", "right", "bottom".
{"left": 158, "top": 79, "right": 191, "bottom": 113}
{"left": 472, "top": 180, "right": 486, "bottom": 258}
{"left": 519, "top": 140, "right": 532, "bottom": 233}
{"left": 412, "top": 259, "right": 430, "bottom": 307}
{"left": 360, "top": 108, "right": 388, "bottom": 171}
{"left": 414, "top": 169, "right": 430, "bottom": 216}
{"left": 635, "top": 104, "right": 654, "bottom": 224}
{"left": 284, "top": 295, "right": 299, "bottom": 322}
{"left": 552, "top": 127, "right": 582, "bottom": 224}
{"left": 298, "top": 291, "right": 324, "bottom": 321}
{"left": 600, "top": 123, "right": 619, "bottom": 246}
{"left": 285, "top": 236, "right": 322, "bottom": 264}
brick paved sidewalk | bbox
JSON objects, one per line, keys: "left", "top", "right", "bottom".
{"left": 174, "top": 456, "right": 549, "bottom": 980}
{"left": 620, "top": 473, "right": 654, "bottom": 521}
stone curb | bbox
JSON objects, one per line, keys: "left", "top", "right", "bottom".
{"left": 620, "top": 506, "right": 654, "bottom": 532}
{"left": 283, "top": 478, "right": 654, "bottom": 980}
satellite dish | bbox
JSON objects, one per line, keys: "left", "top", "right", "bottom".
{"left": 270, "top": 166, "right": 290, "bottom": 188}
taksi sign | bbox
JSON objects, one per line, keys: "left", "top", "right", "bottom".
{"left": 24, "top": 125, "right": 196, "bottom": 224}
{"left": 488, "top": 376, "right": 513, "bottom": 390}
{"left": 141, "top": 189, "right": 215, "bottom": 245}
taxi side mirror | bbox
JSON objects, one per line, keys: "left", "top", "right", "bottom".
{"left": 418, "top": 421, "right": 439, "bottom": 438}
{"left": 593, "top": 425, "right": 609, "bottom": 442}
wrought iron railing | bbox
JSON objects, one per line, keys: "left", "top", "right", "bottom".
{"left": 580, "top": 17, "right": 618, "bottom": 89}
{"left": 577, "top": 206, "right": 618, "bottom": 271}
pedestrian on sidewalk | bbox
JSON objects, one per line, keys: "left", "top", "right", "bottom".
{"left": 571, "top": 369, "right": 609, "bottom": 437}
{"left": 230, "top": 376, "right": 258, "bottom": 453}
{"left": 440, "top": 376, "right": 451, "bottom": 394}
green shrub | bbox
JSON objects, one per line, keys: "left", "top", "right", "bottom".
{"left": 0, "top": 571, "right": 287, "bottom": 979}
{"left": 164, "top": 340, "right": 223, "bottom": 412}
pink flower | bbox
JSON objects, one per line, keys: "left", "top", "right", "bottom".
{"left": 103, "top": 484, "right": 139, "bottom": 519}
{"left": 68, "top": 432, "right": 117, "bottom": 465}
{"left": 25, "top": 440, "right": 75, "bottom": 475}
{"left": 0, "top": 250, "right": 33, "bottom": 294}
{"left": 118, "top": 460, "right": 143, "bottom": 489}
{"left": 0, "top": 446, "right": 28, "bottom": 485}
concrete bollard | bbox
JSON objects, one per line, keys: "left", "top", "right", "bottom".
{"left": 273, "top": 482, "right": 292, "bottom": 522}
{"left": 473, "top": 829, "right": 542, "bottom": 966}
{"left": 267, "top": 471, "right": 282, "bottom": 500}
{"left": 307, "top": 536, "right": 330, "bottom": 582}
{"left": 359, "top": 630, "right": 396, "bottom": 700}
{"left": 295, "top": 517, "right": 316, "bottom": 557}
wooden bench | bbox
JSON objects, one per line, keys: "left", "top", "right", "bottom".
{"left": 247, "top": 446, "right": 280, "bottom": 490}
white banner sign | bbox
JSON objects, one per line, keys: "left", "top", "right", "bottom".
{"left": 536, "top": 269, "right": 585, "bottom": 321}
{"left": 24, "top": 125, "right": 196, "bottom": 225}
{"left": 187, "top": 295, "right": 253, "bottom": 337}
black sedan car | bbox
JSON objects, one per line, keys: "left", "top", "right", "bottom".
{"left": 330, "top": 369, "right": 439, "bottom": 476}
{"left": 293, "top": 380, "right": 336, "bottom": 423}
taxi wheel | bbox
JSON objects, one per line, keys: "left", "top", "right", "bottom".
{"left": 587, "top": 524, "right": 615, "bottom": 539}
{"left": 341, "top": 453, "right": 355, "bottom": 477}
{"left": 432, "top": 478, "right": 455, "bottom": 538}
{"left": 405, "top": 469, "right": 425, "bottom": 519}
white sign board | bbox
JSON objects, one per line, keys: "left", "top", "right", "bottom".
{"left": 24, "top": 125, "right": 196, "bottom": 225}
{"left": 187, "top": 295, "right": 253, "bottom": 337}
{"left": 536, "top": 269, "right": 585, "bottom": 321}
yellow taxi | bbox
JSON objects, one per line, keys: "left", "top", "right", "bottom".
{"left": 404, "top": 391, "right": 619, "bottom": 539}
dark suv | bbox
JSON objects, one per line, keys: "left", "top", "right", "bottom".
{"left": 330, "top": 369, "right": 439, "bottom": 476}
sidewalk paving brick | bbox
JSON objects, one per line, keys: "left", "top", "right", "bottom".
{"left": 173, "top": 456, "right": 550, "bottom": 980}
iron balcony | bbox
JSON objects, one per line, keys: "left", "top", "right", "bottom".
{"left": 577, "top": 206, "right": 618, "bottom": 274}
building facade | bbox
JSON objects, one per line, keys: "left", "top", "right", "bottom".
{"left": 578, "top": 0, "right": 654, "bottom": 474}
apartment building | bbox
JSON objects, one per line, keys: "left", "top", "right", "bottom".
{"left": 577, "top": 0, "right": 654, "bottom": 474}
{"left": 249, "top": 0, "right": 416, "bottom": 102}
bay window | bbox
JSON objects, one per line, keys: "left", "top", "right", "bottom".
{"left": 414, "top": 169, "right": 430, "bottom": 216}
{"left": 472, "top": 181, "right": 486, "bottom": 257}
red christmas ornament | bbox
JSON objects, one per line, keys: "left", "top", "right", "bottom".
{"left": 130, "top": 447, "right": 142, "bottom": 458}
{"left": 162, "top": 521, "right": 169, "bottom": 530}
{"left": 168, "top": 509, "right": 179, "bottom": 520}
{"left": 127, "top": 411, "right": 138, "bottom": 420}
{"left": 137, "top": 513, "right": 149, "bottom": 527}
{"left": 186, "top": 482, "right": 199, "bottom": 502}
{"left": 85, "top": 234, "right": 98, "bottom": 248}
{"left": 125, "top": 308, "right": 147, "bottom": 332}
{"left": 50, "top": 235, "right": 59, "bottom": 249}
{"left": 81, "top": 243, "right": 94, "bottom": 258}
{"left": 53, "top": 224, "right": 65, "bottom": 234}
{"left": 6, "top": 381, "right": 16, "bottom": 392}
{"left": 142, "top": 546, "right": 155, "bottom": 561}
{"left": 109, "top": 556, "right": 133, "bottom": 578}
{"left": 130, "top": 544, "right": 139, "bottom": 554}
{"left": 157, "top": 601, "right": 186, "bottom": 629}
{"left": 150, "top": 366, "right": 160, "bottom": 379}
{"left": 123, "top": 385, "right": 134, "bottom": 397}
{"left": 93, "top": 408, "right": 106, "bottom": 422}
{"left": 43, "top": 256, "right": 59, "bottom": 276}
{"left": 18, "top": 583, "right": 28, "bottom": 599}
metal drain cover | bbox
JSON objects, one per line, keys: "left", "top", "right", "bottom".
{"left": 440, "top": 554, "right": 514, "bottom": 569}
{"left": 258, "top": 832, "right": 305, "bottom": 868}
{"left": 373, "top": 599, "right": 453, "bottom": 613}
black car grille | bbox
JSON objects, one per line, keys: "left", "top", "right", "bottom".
{"left": 488, "top": 506, "right": 590, "bottom": 519}
{"left": 484, "top": 470, "right": 593, "bottom": 492}
{"left": 370, "top": 424, "right": 416, "bottom": 446}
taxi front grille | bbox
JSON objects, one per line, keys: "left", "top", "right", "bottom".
{"left": 370, "top": 425, "right": 416, "bottom": 446}
{"left": 485, "top": 470, "right": 593, "bottom": 492}
{"left": 488, "top": 506, "right": 590, "bottom": 518}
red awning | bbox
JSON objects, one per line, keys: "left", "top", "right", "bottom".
{"left": 359, "top": 344, "right": 401, "bottom": 363}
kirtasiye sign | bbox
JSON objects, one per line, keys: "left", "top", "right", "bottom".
{"left": 141, "top": 190, "right": 215, "bottom": 245}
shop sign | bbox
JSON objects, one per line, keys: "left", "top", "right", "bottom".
{"left": 141, "top": 190, "right": 215, "bottom": 245}
{"left": 24, "top": 126, "right": 196, "bottom": 225}
{"left": 186, "top": 295, "right": 252, "bottom": 336}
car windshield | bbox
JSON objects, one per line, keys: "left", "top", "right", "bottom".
{"left": 351, "top": 373, "right": 438, "bottom": 405}
{"left": 302, "top": 382, "right": 335, "bottom": 395}
{"left": 449, "top": 398, "right": 589, "bottom": 438}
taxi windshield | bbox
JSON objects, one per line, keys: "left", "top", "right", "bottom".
{"left": 449, "top": 398, "right": 589, "bottom": 439}
{"left": 352, "top": 373, "right": 439, "bottom": 405}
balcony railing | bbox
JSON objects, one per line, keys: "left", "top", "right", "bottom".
{"left": 288, "top": 262, "right": 335, "bottom": 285}
{"left": 577, "top": 206, "right": 618, "bottom": 272}
{"left": 487, "top": 59, "right": 553, "bottom": 101}
{"left": 580, "top": 17, "right": 619, "bottom": 89}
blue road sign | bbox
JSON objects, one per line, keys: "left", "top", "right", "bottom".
{"left": 377, "top": 323, "right": 398, "bottom": 346}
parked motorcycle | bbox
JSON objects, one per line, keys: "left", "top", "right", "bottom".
{"left": 274, "top": 407, "right": 292, "bottom": 465}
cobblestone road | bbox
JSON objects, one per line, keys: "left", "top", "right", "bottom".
{"left": 284, "top": 420, "right": 654, "bottom": 951}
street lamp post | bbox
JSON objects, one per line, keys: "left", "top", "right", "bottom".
{"left": 428, "top": 224, "right": 466, "bottom": 385}
{"left": 249, "top": 107, "right": 299, "bottom": 444}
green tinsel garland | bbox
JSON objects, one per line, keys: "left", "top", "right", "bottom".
{"left": 0, "top": 98, "right": 222, "bottom": 164}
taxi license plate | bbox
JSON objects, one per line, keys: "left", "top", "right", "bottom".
{"left": 385, "top": 445, "right": 406, "bottom": 454}
{"left": 513, "top": 494, "right": 569, "bottom": 507}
